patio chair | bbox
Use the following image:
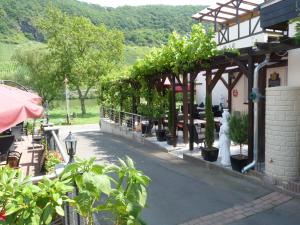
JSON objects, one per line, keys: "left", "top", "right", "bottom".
{"left": 0, "top": 135, "right": 15, "bottom": 161}
{"left": 188, "top": 124, "right": 205, "bottom": 148}
{"left": 3, "top": 151, "right": 22, "bottom": 169}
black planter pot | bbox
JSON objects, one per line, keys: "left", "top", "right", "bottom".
{"left": 142, "top": 123, "right": 152, "bottom": 134}
{"left": 156, "top": 129, "right": 167, "bottom": 142}
{"left": 230, "top": 154, "right": 248, "bottom": 172}
{"left": 202, "top": 147, "right": 219, "bottom": 162}
{"left": 166, "top": 134, "right": 177, "bottom": 145}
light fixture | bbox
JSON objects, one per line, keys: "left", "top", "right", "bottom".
{"left": 64, "top": 132, "right": 77, "bottom": 163}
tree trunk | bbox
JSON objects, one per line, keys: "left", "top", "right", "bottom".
{"left": 76, "top": 86, "right": 92, "bottom": 116}
{"left": 76, "top": 87, "right": 86, "bottom": 116}
{"left": 79, "top": 97, "right": 86, "bottom": 116}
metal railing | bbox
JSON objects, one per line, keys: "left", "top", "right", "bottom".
{"left": 100, "top": 106, "right": 153, "bottom": 138}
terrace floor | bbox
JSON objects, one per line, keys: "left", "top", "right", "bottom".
{"left": 8, "top": 136, "right": 44, "bottom": 176}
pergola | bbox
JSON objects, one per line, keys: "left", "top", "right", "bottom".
{"left": 189, "top": 38, "right": 300, "bottom": 163}
{"left": 192, "top": 0, "right": 267, "bottom": 45}
{"left": 142, "top": 37, "right": 300, "bottom": 164}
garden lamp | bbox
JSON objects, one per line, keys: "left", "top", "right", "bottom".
{"left": 64, "top": 132, "right": 77, "bottom": 163}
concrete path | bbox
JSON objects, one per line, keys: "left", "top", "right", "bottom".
{"left": 66, "top": 129, "right": 300, "bottom": 225}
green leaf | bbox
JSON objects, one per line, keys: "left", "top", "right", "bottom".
{"left": 42, "top": 203, "right": 53, "bottom": 224}
{"left": 55, "top": 206, "right": 65, "bottom": 216}
{"left": 126, "top": 157, "right": 135, "bottom": 169}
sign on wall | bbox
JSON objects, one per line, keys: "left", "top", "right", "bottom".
{"left": 268, "top": 72, "right": 281, "bottom": 87}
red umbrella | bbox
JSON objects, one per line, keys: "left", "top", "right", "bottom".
{"left": 2, "top": 85, "right": 42, "bottom": 104}
{"left": 0, "top": 84, "right": 43, "bottom": 133}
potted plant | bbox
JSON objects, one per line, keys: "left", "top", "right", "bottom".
{"left": 152, "top": 91, "right": 167, "bottom": 141}
{"left": 229, "top": 113, "right": 248, "bottom": 172}
{"left": 202, "top": 95, "right": 219, "bottom": 162}
{"left": 166, "top": 89, "right": 177, "bottom": 145}
{"left": 138, "top": 104, "right": 154, "bottom": 136}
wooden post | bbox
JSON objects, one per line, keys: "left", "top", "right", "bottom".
{"left": 228, "top": 73, "right": 232, "bottom": 112}
{"left": 247, "top": 56, "right": 254, "bottom": 162}
{"left": 189, "top": 73, "right": 196, "bottom": 151}
{"left": 172, "top": 74, "right": 177, "bottom": 147}
{"left": 183, "top": 74, "right": 189, "bottom": 144}
{"left": 258, "top": 67, "right": 266, "bottom": 164}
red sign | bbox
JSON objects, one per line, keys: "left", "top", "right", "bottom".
{"left": 232, "top": 89, "right": 238, "bottom": 97}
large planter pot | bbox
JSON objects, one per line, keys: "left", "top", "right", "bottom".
{"left": 166, "top": 134, "right": 177, "bottom": 145}
{"left": 142, "top": 123, "right": 152, "bottom": 134}
{"left": 156, "top": 129, "right": 167, "bottom": 142}
{"left": 230, "top": 154, "right": 248, "bottom": 172}
{"left": 202, "top": 147, "right": 219, "bottom": 162}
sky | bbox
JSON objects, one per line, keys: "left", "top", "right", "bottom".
{"left": 78, "top": 0, "right": 218, "bottom": 8}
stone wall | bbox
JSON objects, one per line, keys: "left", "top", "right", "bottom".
{"left": 265, "top": 86, "right": 300, "bottom": 181}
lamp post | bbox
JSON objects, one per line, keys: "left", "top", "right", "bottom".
{"left": 64, "top": 76, "right": 70, "bottom": 124}
{"left": 64, "top": 132, "right": 77, "bottom": 163}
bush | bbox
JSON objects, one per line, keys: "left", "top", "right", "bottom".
{"left": 44, "top": 151, "right": 63, "bottom": 173}
{"left": 229, "top": 113, "right": 248, "bottom": 154}
{"left": 205, "top": 94, "right": 214, "bottom": 149}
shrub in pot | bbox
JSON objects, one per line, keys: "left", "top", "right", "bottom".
{"left": 202, "top": 95, "right": 219, "bottom": 162}
{"left": 229, "top": 113, "right": 248, "bottom": 172}
{"left": 152, "top": 91, "right": 167, "bottom": 141}
{"left": 166, "top": 89, "right": 177, "bottom": 146}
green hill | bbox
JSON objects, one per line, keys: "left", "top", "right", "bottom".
{"left": 0, "top": 0, "right": 205, "bottom": 46}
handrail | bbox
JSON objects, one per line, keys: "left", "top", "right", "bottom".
{"left": 51, "top": 130, "right": 69, "bottom": 163}
{"left": 30, "top": 128, "right": 69, "bottom": 183}
{"left": 103, "top": 107, "right": 143, "bottom": 117}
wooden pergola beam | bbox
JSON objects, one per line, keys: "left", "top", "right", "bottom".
{"left": 220, "top": 76, "right": 229, "bottom": 89}
{"left": 241, "top": 0, "right": 258, "bottom": 7}
{"left": 208, "top": 66, "right": 226, "bottom": 92}
{"left": 228, "top": 57, "right": 250, "bottom": 77}
{"left": 216, "top": 3, "right": 251, "bottom": 13}
{"left": 229, "top": 71, "right": 243, "bottom": 90}
{"left": 199, "top": 13, "right": 231, "bottom": 21}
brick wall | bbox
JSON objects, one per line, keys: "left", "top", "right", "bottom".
{"left": 265, "top": 86, "right": 300, "bottom": 181}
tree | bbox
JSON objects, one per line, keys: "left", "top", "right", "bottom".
{"left": 14, "top": 44, "right": 61, "bottom": 103}
{"left": 205, "top": 94, "right": 214, "bottom": 149}
{"left": 229, "top": 113, "right": 248, "bottom": 155}
{"left": 39, "top": 8, "right": 124, "bottom": 115}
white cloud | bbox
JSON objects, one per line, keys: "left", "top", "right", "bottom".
{"left": 78, "top": 0, "right": 218, "bottom": 7}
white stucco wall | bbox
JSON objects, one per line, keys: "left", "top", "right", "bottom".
{"left": 287, "top": 22, "right": 300, "bottom": 87}
{"left": 231, "top": 74, "right": 248, "bottom": 113}
{"left": 288, "top": 49, "right": 300, "bottom": 86}
{"left": 195, "top": 74, "right": 228, "bottom": 106}
{"left": 216, "top": 17, "right": 268, "bottom": 49}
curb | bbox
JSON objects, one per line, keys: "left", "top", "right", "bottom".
{"left": 183, "top": 153, "right": 300, "bottom": 198}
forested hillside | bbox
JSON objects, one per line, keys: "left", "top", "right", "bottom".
{"left": 0, "top": 0, "right": 204, "bottom": 46}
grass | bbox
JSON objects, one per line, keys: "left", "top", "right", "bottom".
{"left": 48, "top": 98, "right": 100, "bottom": 125}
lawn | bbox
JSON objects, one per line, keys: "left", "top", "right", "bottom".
{"left": 48, "top": 98, "right": 100, "bottom": 125}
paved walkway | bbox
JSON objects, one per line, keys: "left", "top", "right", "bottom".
{"left": 62, "top": 126, "right": 300, "bottom": 225}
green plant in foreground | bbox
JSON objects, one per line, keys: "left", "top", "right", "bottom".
{"left": 0, "top": 166, "right": 73, "bottom": 225}
{"left": 61, "top": 157, "right": 150, "bottom": 225}
{"left": 0, "top": 157, "right": 150, "bottom": 225}
{"left": 205, "top": 94, "right": 214, "bottom": 150}
{"left": 229, "top": 113, "right": 248, "bottom": 155}
{"left": 45, "top": 151, "right": 63, "bottom": 173}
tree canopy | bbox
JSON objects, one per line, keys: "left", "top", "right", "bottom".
{"left": 39, "top": 8, "right": 124, "bottom": 115}
{"left": 0, "top": 0, "right": 205, "bottom": 46}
